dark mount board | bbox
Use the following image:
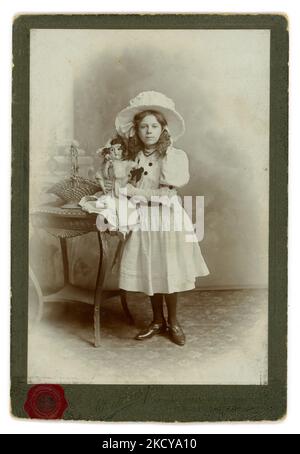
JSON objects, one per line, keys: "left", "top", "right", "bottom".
{"left": 11, "top": 14, "right": 288, "bottom": 422}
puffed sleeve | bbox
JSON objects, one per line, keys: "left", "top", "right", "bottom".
{"left": 159, "top": 148, "right": 190, "bottom": 188}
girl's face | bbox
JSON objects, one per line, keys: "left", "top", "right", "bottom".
{"left": 137, "top": 114, "right": 163, "bottom": 147}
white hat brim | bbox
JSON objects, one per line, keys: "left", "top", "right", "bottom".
{"left": 115, "top": 104, "right": 185, "bottom": 142}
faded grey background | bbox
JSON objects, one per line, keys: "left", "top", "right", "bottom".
{"left": 29, "top": 29, "right": 270, "bottom": 291}
{"left": 28, "top": 29, "right": 269, "bottom": 386}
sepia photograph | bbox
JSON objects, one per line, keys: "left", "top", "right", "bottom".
{"left": 26, "top": 26, "right": 270, "bottom": 386}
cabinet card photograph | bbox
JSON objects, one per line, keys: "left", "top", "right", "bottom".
{"left": 11, "top": 14, "right": 288, "bottom": 421}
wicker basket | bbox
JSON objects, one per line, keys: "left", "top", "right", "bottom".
{"left": 47, "top": 176, "right": 102, "bottom": 205}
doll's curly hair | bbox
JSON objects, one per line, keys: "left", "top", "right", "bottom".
{"left": 127, "top": 110, "right": 171, "bottom": 160}
{"left": 101, "top": 136, "right": 127, "bottom": 160}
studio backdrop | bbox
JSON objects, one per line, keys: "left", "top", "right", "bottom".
{"left": 29, "top": 29, "right": 269, "bottom": 291}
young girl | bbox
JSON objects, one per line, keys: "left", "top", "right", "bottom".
{"left": 111, "top": 91, "right": 209, "bottom": 346}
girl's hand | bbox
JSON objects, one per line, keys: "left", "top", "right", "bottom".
{"left": 167, "top": 187, "right": 177, "bottom": 198}
{"left": 119, "top": 183, "right": 136, "bottom": 197}
{"left": 119, "top": 184, "right": 177, "bottom": 199}
{"left": 116, "top": 183, "right": 133, "bottom": 198}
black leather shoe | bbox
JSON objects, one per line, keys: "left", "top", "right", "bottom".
{"left": 135, "top": 322, "right": 167, "bottom": 340}
{"left": 168, "top": 324, "right": 186, "bottom": 346}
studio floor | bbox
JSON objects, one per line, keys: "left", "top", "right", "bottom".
{"left": 28, "top": 288, "right": 268, "bottom": 385}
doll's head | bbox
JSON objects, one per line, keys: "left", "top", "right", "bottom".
{"left": 101, "top": 136, "right": 126, "bottom": 161}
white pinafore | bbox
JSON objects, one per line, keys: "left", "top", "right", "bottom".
{"left": 118, "top": 146, "right": 209, "bottom": 296}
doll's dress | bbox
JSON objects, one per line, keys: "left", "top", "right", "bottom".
{"left": 118, "top": 146, "right": 210, "bottom": 296}
{"left": 79, "top": 159, "right": 140, "bottom": 234}
{"left": 79, "top": 190, "right": 140, "bottom": 234}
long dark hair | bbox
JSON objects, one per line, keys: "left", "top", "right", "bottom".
{"left": 127, "top": 110, "right": 171, "bottom": 160}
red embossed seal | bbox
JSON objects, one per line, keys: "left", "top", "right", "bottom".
{"left": 24, "top": 385, "right": 68, "bottom": 419}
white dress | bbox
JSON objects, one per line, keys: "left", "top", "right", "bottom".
{"left": 118, "top": 146, "right": 209, "bottom": 296}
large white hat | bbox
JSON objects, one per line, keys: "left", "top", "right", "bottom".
{"left": 115, "top": 91, "right": 185, "bottom": 142}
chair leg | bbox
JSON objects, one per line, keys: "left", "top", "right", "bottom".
{"left": 94, "top": 292, "right": 101, "bottom": 347}
{"left": 120, "top": 289, "right": 134, "bottom": 325}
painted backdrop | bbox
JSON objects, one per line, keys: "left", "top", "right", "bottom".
{"left": 30, "top": 29, "right": 270, "bottom": 290}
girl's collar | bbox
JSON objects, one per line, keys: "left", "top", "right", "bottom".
{"left": 137, "top": 145, "right": 173, "bottom": 160}
{"left": 142, "top": 149, "right": 157, "bottom": 157}
{"left": 143, "top": 145, "right": 173, "bottom": 155}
